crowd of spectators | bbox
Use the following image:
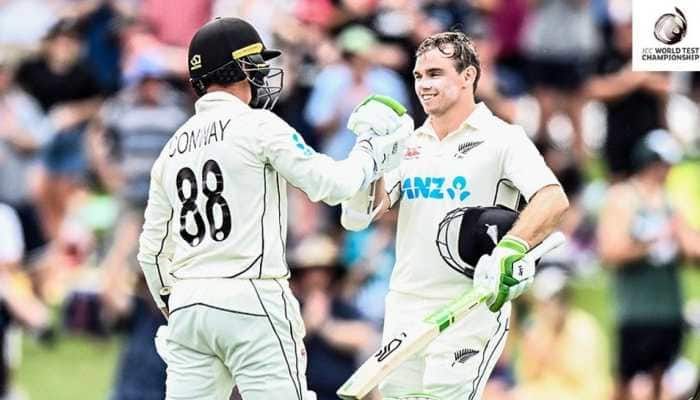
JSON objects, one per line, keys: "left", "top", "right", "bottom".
{"left": 1, "top": 0, "right": 700, "bottom": 399}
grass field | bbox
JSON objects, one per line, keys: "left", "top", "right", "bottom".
{"left": 16, "top": 334, "right": 121, "bottom": 400}
{"left": 12, "top": 266, "right": 700, "bottom": 400}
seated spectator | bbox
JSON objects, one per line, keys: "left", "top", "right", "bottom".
{"left": 288, "top": 234, "right": 379, "bottom": 400}
{"left": 15, "top": 18, "right": 102, "bottom": 119}
{"left": 15, "top": 18, "right": 102, "bottom": 240}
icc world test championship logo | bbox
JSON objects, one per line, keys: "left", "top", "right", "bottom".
{"left": 654, "top": 7, "right": 688, "bottom": 45}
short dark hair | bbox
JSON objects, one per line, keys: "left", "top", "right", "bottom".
{"left": 416, "top": 32, "right": 481, "bottom": 94}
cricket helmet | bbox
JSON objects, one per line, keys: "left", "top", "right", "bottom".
{"left": 436, "top": 206, "right": 519, "bottom": 278}
{"left": 187, "top": 17, "right": 283, "bottom": 109}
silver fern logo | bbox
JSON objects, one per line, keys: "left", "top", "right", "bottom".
{"left": 452, "top": 348, "right": 479, "bottom": 366}
{"left": 454, "top": 141, "right": 484, "bottom": 159}
{"left": 654, "top": 7, "right": 688, "bottom": 45}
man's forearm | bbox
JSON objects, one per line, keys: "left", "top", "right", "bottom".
{"left": 509, "top": 185, "right": 569, "bottom": 247}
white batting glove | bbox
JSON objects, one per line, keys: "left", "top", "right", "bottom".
{"left": 348, "top": 95, "right": 413, "bottom": 185}
{"left": 348, "top": 94, "right": 412, "bottom": 137}
{"left": 473, "top": 235, "right": 535, "bottom": 312}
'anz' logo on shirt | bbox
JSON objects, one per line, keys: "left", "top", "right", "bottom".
{"left": 401, "top": 176, "right": 471, "bottom": 201}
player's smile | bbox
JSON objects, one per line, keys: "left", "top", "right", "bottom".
{"left": 420, "top": 92, "right": 437, "bottom": 106}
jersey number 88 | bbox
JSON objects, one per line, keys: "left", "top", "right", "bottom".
{"left": 176, "top": 159, "right": 232, "bottom": 247}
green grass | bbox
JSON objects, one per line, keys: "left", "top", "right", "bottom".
{"left": 15, "top": 334, "right": 121, "bottom": 400}
{"left": 681, "top": 266, "right": 700, "bottom": 365}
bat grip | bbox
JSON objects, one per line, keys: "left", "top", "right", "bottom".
{"left": 524, "top": 231, "right": 566, "bottom": 262}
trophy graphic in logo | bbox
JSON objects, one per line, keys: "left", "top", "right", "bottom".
{"left": 654, "top": 7, "right": 688, "bottom": 45}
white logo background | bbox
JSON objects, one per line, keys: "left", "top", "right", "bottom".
{"left": 633, "top": 0, "right": 700, "bottom": 71}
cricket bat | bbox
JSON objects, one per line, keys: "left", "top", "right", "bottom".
{"left": 337, "top": 231, "right": 566, "bottom": 400}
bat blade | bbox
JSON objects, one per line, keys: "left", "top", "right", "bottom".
{"left": 337, "top": 231, "right": 566, "bottom": 399}
{"left": 337, "top": 288, "right": 488, "bottom": 400}
{"left": 337, "top": 322, "right": 437, "bottom": 399}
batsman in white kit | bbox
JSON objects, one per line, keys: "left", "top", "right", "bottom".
{"left": 136, "top": 17, "right": 414, "bottom": 400}
{"left": 339, "top": 32, "right": 569, "bottom": 399}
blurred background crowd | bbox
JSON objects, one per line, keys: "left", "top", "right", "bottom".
{"left": 0, "top": 0, "right": 699, "bottom": 399}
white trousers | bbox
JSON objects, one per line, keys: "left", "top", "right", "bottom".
{"left": 379, "top": 290, "right": 511, "bottom": 400}
{"left": 155, "top": 278, "right": 316, "bottom": 400}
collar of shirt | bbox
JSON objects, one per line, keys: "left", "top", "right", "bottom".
{"left": 195, "top": 91, "right": 249, "bottom": 114}
{"left": 415, "top": 102, "right": 493, "bottom": 140}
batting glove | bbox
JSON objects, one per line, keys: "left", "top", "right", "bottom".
{"left": 348, "top": 94, "right": 411, "bottom": 137}
{"left": 473, "top": 235, "right": 535, "bottom": 312}
{"left": 349, "top": 95, "right": 413, "bottom": 184}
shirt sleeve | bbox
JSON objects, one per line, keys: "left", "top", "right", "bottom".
{"left": 137, "top": 155, "right": 175, "bottom": 309}
{"left": 257, "top": 111, "right": 372, "bottom": 206}
{"left": 502, "top": 127, "right": 560, "bottom": 201}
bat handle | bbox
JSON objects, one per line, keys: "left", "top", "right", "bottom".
{"left": 525, "top": 231, "right": 566, "bottom": 262}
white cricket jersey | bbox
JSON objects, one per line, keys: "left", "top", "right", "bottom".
{"left": 138, "top": 91, "right": 371, "bottom": 308}
{"left": 384, "top": 103, "right": 559, "bottom": 300}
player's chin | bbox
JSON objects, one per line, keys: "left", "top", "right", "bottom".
{"left": 421, "top": 101, "right": 441, "bottom": 115}
{"left": 418, "top": 95, "right": 432, "bottom": 108}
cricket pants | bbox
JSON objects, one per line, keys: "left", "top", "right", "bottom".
{"left": 379, "top": 290, "right": 510, "bottom": 400}
{"left": 154, "top": 278, "right": 316, "bottom": 400}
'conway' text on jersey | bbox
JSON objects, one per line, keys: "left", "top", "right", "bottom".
{"left": 168, "top": 118, "right": 232, "bottom": 157}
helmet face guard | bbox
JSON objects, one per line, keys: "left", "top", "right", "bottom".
{"left": 239, "top": 54, "right": 283, "bottom": 110}
{"left": 190, "top": 54, "right": 283, "bottom": 110}
{"left": 436, "top": 207, "right": 473, "bottom": 277}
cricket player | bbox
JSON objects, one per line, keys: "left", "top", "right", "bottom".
{"left": 341, "top": 31, "right": 569, "bottom": 399}
{"left": 137, "top": 17, "right": 413, "bottom": 400}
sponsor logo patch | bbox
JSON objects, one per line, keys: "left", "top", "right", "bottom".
{"left": 291, "top": 133, "right": 314, "bottom": 156}
{"left": 404, "top": 146, "right": 422, "bottom": 160}
{"left": 190, "top": 54, "right": 202, "bottom": 70}
{"left": 374, "top": 332, "right": 407, "bottom": 362}
{"left": 401, "top": 176, "right": 471, "bottom": 201}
